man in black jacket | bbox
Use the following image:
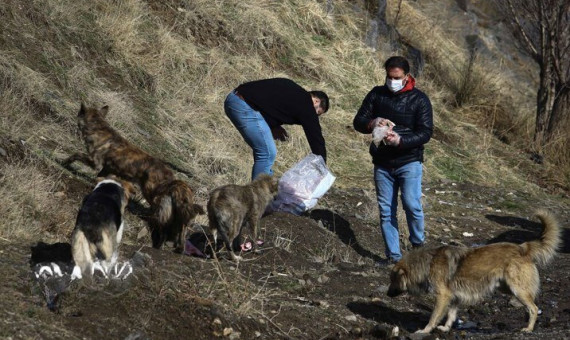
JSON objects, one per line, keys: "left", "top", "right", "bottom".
{"left": 353, "top": 56, "right": 433, "bottom": 265}
{"left": 225, "top": 78, "right": 329, "bottom": 179}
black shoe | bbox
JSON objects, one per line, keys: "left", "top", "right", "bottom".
{"left": 411, "top": 242, "right": 424, "bottom": 249}
{"left": 375, "top": 258, "right": 398, "bottom": 267}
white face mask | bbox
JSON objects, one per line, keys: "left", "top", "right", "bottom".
{"left": 386, "top": 78, "right": 405, "bottom": 92}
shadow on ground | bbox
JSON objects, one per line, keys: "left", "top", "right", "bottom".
{"left": 486, "top": 214, "right": 570, "bottom": 253}
{"left": 307, "top": 209, "right": 382, "bottom": 262}
{"left": 347, "top": 301, "right": 428, "bottom": 333}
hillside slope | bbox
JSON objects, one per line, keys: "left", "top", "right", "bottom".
{"left": 0, "top": 0, "right": 569, "bottom": 339}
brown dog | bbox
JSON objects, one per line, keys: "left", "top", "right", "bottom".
{"left": 63, "top": 104, "right": 203, "bottom": 251}
{"left": 207, "top": 174, "right": 279, "bottom": 261}
{"left": 149, "top": 179, "right": 205, "bottom": 251}
{"left": 387, "top": 210, "right": 560, "bottom": 333}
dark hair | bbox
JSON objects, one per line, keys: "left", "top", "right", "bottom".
{"left": 309, "top": 90, "right": 329, "bottom": 113}
{"left": 384, "top": 56, "right": 410, "bottom": 74}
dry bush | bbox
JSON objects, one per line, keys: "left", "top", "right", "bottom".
{"left": 542, "top": 128, "right": 570, "bottom": 190}
{"left": 0, "top": 160, "right": 73, "bottom": 240}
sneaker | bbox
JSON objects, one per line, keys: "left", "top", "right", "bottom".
{"left": 375, "top": 258, "right": 399, "bottom": 267}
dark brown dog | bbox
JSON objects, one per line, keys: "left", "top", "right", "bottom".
{"left": 63, "top": 104, "right": 174, "bottom": 200}
{"left": 63, "top": 104, "right": 203, "bottom": 251}
{"left": 387, "top": 210, "right": 560, "bottom": 334}
{"left": 149, "top": 179, "right": 205, "bottom": 251}
{"left": 207, "top": 174, "right": 279, "bottom": 261}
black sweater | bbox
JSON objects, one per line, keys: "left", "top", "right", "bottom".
{"left": 235, "top": 78, "right": 326, "bottom": 162}
{"left": 353, "top": 85, "right": 433, "bottom": 168}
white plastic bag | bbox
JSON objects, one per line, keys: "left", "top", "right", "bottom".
{"left": 269, "top": 154, "right": 336, "bottom": 215}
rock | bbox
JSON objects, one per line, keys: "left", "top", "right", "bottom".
{"left": 130, "top": 251, "right": 152, "bottom": 268}
{"left": 137, "top": 227, "right": 149, "bottom": 239}
{"left": 457, "top": 320, "right": 478, "bottom": 329}
{"left": 375, "top": 284, "right": 389, "bottom": 294}
{"left": 509, "top": 297, "right": 523, "bottom": 308}
{"left": 124, "top": 331, "right": 150, "bottom": 340}
{"left": 317, "top": 274, "right": 330, "bottom": 284}
{"left": 345, "top": 315, "right": 357, "bottom": 322}
{"left": 0, "top": 147, "right": 6, "bottom": 157}
{"left": 350, "top": 327, "right": 362, "bottom": 336}
{"left": 223, "top": 327, "right": 233, "bottom": 336}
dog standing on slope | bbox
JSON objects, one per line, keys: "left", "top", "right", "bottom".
{"left": 207, "top": 174, "right": 279, "bottom": 261}
{"left": 63, "top": 104, "right": 203, "bottom": 251}
{"left": 150, "top": 179, "right": 205, "bottom": 251}
{"left": 71, "top": 178, "right": 133, "bottom": 279}
{"left": 387, "top": 210, "right": 561, "bottom": 333}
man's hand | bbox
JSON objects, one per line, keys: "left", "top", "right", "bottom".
{"left": 368, "top": 117, "right": 395, "bottom": 131}
{"left": 384, "top": 131, "right": 401, "bottom": 147}
{"left": 271, "top": 126, "right": 289, "bottom": 141}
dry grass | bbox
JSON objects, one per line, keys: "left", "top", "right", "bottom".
{"left": 0, "top": 0, "right": 565, "bottom": 249}
{"left": 0, "top": 160, "right": 74, "bottom": 241}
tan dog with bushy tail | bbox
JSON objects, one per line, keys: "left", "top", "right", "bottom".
{"left": 387, "top": 210, "right": 560, "bottom": 333}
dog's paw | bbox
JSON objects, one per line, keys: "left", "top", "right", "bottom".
{"left": 110, "top": 262, "right": 133, "bottom": 280}
{"left": 415, "top": 327, "right": 432, "bottom": 334}
{"left": 521, "top": 327, "right": 533, "bottom": 333}
{"left": 70, "top": 265, "right": 83, "bottom": 280}
{"left": 436, "top": 325, "right": 450, "bottom": 332}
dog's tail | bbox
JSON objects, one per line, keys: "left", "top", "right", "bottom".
{"left": 71, "top": 229, "right": 94, "bottom": 277}
{"left": 169, "top": 181, "right": 205, "bottom": 224}
{"left": 151, "top": 180, "right": 204, "bottom": 248}
{"left": 523, "top": 209, "right": 561, "bottom": 266}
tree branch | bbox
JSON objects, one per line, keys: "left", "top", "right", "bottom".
{"left": 506, "top": 0, "right": 539, "bottom": 60}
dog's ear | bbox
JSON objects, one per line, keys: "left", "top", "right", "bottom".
{"left": 99, "top": 105, "right": 110, "bottom": 117}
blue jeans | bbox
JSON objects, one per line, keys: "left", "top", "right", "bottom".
{"left": 224, "top": 92, "right": 276, "bottom": 179}
{"left": 374, "top": 161, "right": 424, "bottom": 261}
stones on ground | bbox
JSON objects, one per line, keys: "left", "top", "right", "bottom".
{"left": 345, "top": 314, "right": 357, "bottom": 322}
{"left": 509, "top": 297, "right": 523, "bottom": 308}
{"left": 317, "top": 274, "right": 329, "bottom": 284}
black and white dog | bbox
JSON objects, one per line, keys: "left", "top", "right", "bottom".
{"left": 71, "top": 177, "right": 133, "bottom": 280}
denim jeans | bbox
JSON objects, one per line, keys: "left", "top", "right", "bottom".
{"left": 224, "top": 91, "right": 276, "bottom": 179}
{"left": 374, "top": 161, "right": 424, "bottom": 261}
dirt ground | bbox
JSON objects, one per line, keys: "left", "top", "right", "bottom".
{"left": 2, "top": 178, "right": 570, "bottom": 340}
